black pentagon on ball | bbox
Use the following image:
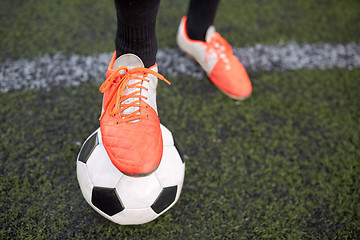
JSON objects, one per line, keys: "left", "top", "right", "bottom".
{"left": 78, "top": 132, "right": 99, "bottom": 163}
{"left": 151, "top": 186, "right": 178, "bottom": 214}
{"left": 92, "top": 187, "right": 124, "bottom": 216}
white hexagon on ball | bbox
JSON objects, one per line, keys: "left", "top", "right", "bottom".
{"left": 116, "top": 174, "right": 162, "bottom": 209}
{"left": 155, "top": 146, "right": 185, "bottom": 187}
{"left": 86, "top": 145, "right": 123, "bottom": 188}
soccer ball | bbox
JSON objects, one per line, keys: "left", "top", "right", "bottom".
{"left": 76, "top": 124, "right": 185, "bottom": 225}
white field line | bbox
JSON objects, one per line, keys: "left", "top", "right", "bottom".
{"left": 0, "top": 41, "right": 359, "bottom": 92}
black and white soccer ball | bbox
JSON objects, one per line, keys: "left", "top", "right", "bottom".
{"left": 76, "top": 124, "right": 185, "bottom": 225}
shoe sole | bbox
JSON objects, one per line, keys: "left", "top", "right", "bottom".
{"left": 121, "top": 163, "right": 160, "bottom": 177}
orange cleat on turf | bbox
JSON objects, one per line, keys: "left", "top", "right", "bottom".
{"left": 99, "top": 52, "right": 170, "bottom": 176}
{"left": 177, "top": 16, "right": 252, "bottom": 100}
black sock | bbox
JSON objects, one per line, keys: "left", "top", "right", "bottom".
{"left": 186, "top": 0, "right": 220, "bottom": 42}
{"left": 114, "top": 0, "right": 160, "bottom": 68}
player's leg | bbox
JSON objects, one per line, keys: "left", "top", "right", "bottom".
{"left": 98, "top": 0, "right": 169, "bottom": 176}
{"left": 114, "top": 0, "right": 160, "bottom": 68}
{"left": 186, "top": 0, "right": 220, "bottom": 42}
{"left": 177, "top": 0, "right": 252, "bottom": 100}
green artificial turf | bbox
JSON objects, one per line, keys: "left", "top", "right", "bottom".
{"left": 1, "top": 0, "right": 360, "bottom": 239}
{"left": 1, "top": 69, "right": 359, "bottom": 239}
{"left": 1, "top": 0, "right": 360, "bottom": 60}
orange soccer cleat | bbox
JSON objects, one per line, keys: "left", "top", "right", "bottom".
{"left": 99, "top": 52, "right": 170, "bottom": 176}
{"left": 177, "top": 16, "right": 252, "bottom": 100}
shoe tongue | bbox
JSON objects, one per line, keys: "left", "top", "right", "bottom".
{"left": 112, "top": 53, "right": 145, "bottom": 122}
{"left": 205, "top": 26, "right": 216, "bottom": 42}
{"left": 113, "top": 53, "right": 144, "bottom": 70}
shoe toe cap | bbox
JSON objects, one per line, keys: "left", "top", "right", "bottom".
{"left": 209, "top": 58, "right": 252, "bottom": 99}
{"left": 100, "top": 116, "right": 163, "bottom": 176}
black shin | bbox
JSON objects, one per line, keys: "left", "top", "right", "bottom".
{"left": 186, "top": 0, "right": 220, "bottom": 42}
{"left": 114, "top": 0, "right": 160, "bottom": 68}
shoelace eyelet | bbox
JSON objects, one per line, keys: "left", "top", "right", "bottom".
{"left": 99, "top": 66, "right": 170, "bottom": 122}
